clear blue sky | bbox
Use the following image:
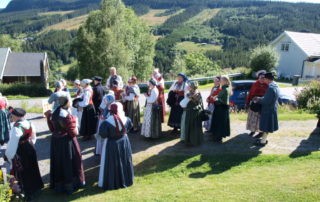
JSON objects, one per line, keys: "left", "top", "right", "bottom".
{"left": 0, "top": 0, "right": 320, "bottom": 8}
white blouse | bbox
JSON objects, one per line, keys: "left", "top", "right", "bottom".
{"left": 79, "top": 87, "right": 92, "bottom": 107}
{"left": 5, "top": 120, "right": 36, "bottom": 166}
{"left": 146, "top": 87, "right": 159, "bottom": 104}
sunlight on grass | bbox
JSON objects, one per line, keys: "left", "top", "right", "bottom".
{"left": 38, "top": 152, "right": 320, "bottom": 201}
{"left": 176, "top": 41, "right": 221, "bottom": 53}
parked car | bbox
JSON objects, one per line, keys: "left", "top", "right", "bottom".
{"left": 229, "top": 80, "right": 298, "bottom": 112}
{"left": 229, "top": 80, "right": 255, "bottom": 111}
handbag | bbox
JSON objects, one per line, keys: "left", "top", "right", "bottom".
{"left": 250, "top": 101, "right": 262, "bottom": 113}
{"left": 200, "top": 109, "right": 211, "bottom": 121}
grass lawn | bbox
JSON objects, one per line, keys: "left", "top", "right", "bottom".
{"left": 176, "top": 41, "right": 221, "bottom": 53}
{"left": 231, "top": 107, "right": 317, "bottom": 121}
{"left": 38, "top": 152, "right": 320, "bottom": 201}
{"left": 6, "top": 95, "right": 47, "bottom": 100}
{"left": 40, "top": 14, "right": 88, "bottom": 33}
{"left": 140, "top": 9, "right": 183, "bottom": 26}
{"left": 186, "top": 8, "right": 221, "bottom": 24}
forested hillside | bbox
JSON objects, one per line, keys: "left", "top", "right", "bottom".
{"left": 1, "top": 0, "right": 320, "bottom": 80}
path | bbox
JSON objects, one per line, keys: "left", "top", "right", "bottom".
{"left": 7, "top": 113, "right": 318, "bottom": 185}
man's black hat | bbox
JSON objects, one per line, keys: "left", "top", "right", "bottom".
{"left": 92, "top": 76, "right": 103, "bottom": 82}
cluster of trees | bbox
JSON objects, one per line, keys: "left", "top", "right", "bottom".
{"left": 24, "top": 30, "right": 77, "bottom": 69}
{"left": 74, "top": 0, "right": 155, "bottom": 81}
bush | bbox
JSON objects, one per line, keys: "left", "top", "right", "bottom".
{"left": 0, "top": 83, "right": 51, "bottom": 97}
{"left": 250, "top": 45, "right": 279, "bottom": 72}
{"left": 296, "top": 80, "right": 320, "bottom": 113}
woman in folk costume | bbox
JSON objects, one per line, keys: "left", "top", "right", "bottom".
{"left": 209, "top": 76, "right": 232, "bottom": 143}
{"left": 106, "top": 67, "right": 124, "bottom": 100}
{"left": 122, "top": 77, "right": 141, "bottom": 132}
{"left": 48, "top": 81, "right": 72, "bottom": 112}
{"left": 246, "top": 70, "right": 269, "bottom": 138}
{"left": 167, "top": 73, "right": 188, "bottom": 134}
{"left": 45, "top": 96, "right": 85, "bottom": 194}
{"left": 203, "top": 76, "right": 221, "bottom": 131}
{"left": 180, "top": 81, "right": 204, "bottom": 146}
{"left": 95, "top": 92, "right": 115, "bottom": 155}
{"left": 97, "top": 102, "right": 134, "bottom": 190}
{"left": 254, "top": 72, "right": 280, "bottom": 146}
{"left": 79, "top": 79, "right": 98, "bottom": 141}
{"left": 141, "top": 79, "right": 162, "bottom": 139}
{"left": 71, "top": 79, "right": 83, "bottom": 129}
{"left": 0, "top": 93, "right": 10, "bottom": 145}
{"left": 152, "top": 68, "right": 166, "bottom": 123}
{"left": 5, "top": 108, "right": 43, "bottom": 200}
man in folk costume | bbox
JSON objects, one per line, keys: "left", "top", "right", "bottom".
{"left": 152, "top": 68, "right": 166, "bottom": 123}
{"left": 246, "top": 70, "right": 269, "bottom": 138}
{"left": 106, "top": 67, "right": 123, "bottom": 100}
{"left": 254, "top": 72, "right": 280, "bottom": 146}
{"left": 92, "top": 76, "right": 105, "bottom": 115}
{"left": 5, "top": 108, "right": 43, "bottom": 200}
{"left": 167, "top": 73, "right": 189, "bottom": 134}
{"left": 122, "top": 77, "right": 141, "bottom": 132}
{"left": 79, "top": 79, "right": 97, "bottom": 141}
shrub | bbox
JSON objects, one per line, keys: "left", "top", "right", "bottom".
{"left": 296, "top": 80, "right": 320, "bottom": 113}
{"left": 250, "top": 45, "right": 279, "bottom": 72}
{"left": 0, "top": 83, "right": 51, "bottom": 97}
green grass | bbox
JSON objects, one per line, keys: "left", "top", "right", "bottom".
{"left": 38, "top": 152, "right": 320, "bottom": 201}
{"left": 6, "top": 95, "right": 47, "bottom": 100}
{"left": 59, "top": 61, "right": 77, "bottom": 73}
{"left": 231, "top": 107, "right": 317, "bottom": 121}
{"left": 176, "top": 41, "right": 221, "bottom": 53}
{"left": 20, "top": 101, "right": 43, "bottom": 113}
{"left": 186, "top": 8, "right": 221, "bottom": 24}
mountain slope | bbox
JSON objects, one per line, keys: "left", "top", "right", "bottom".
{"left": 3, "top": 0, "right": 100, "bottom": 12}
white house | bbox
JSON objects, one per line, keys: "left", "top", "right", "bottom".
{"left": 270, "top": 31, "right": 320, "bottom": 79}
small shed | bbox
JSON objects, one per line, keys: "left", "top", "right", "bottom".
{"left": 0, "top": 48, "right": 49, "bottom": 88}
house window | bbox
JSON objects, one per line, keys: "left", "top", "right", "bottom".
{"left": 281, "top": 43, "right": 290, "bottom": 52}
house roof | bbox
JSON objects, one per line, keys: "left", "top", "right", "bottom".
{"left": 271, "top": 31, "right": 320, "bottom": 57}
{"left": 3, "top": 52, "right": 47, "bottom": 77}
{"left": 0, "top": 48, "right": 11, "bottom": 79}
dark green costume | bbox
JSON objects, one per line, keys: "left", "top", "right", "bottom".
{"left": 181, "top": 92, "right": 204, "bottom": 145}
{"left": 209, "top": 84, "right": 230, "bottom": 141}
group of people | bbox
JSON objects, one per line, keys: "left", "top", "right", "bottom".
{"left": 0, "top": 66, "right": 285, "bottom": 200}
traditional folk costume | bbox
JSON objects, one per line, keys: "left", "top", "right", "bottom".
{"left": 153, "top": 73, "right": 166, "bottom": 123}
{"left": 45, "top": 98, "right": 85, "bottom": 193}
{"left": 141, "top": 79, "right": 162, "bottom": 139}
{"left": 167, "top": 74, "right": 188, "bottom": 131}
{"left": 107, "top": 75, "right": 123, "bottom": 100}
{"left": 95, "top": 93, "right": 115, "bottom": 155}
{"left": 71, "top": 80, "right": 84, "bottom": 130}
{"left": 49, "top": 81, "right": 71, "bottom": 112}
{"left": 123, "top": 79, "right": 140, "bottom": 131}
{"left": 203, "top": 85, "right": 221, "bottom": 131}
{"left": 0, "top": 95, "right": 10, "bottom": 145}
{"left": 79, "top": 79, "right": 97, "bottom": 140}
{"left": 246, "top": 73, "right": 268, "bottom": 135}
{"left": 210, "top": 84, "right": 231, "bottom": 142}
{"left": 256, "top": 73, "right": 280, "bottom": 146}
{"left": 180, "top": 83, "right": 204, "bottom": 146}
{"left": 92, "top": 76, "right": 105, "bottom": 115}
{"left": 97, "top": 103, "right": 134, "bottom": 190}
{"left": 5, "top": 108, "right": 43, "bottom": 198}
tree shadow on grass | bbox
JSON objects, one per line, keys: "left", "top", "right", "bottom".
{"left": 289, "top": 128, "right": 320, "bottom": 158}
{"left": 134, "top": 133, "right": 263, "bottom": 178}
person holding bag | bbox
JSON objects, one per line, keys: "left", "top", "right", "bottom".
{"left": 209, "top": 76, "right": 232, "bottom": 143}
{"left": 180, "top": 81, "right": 204, "bottom": 146}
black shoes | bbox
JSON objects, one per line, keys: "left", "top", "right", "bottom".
{"left": 254, "top": 132, "right": 264, "bottom": 139}
{"left": 254, "top": 139, "right": 268, "bottom": 147}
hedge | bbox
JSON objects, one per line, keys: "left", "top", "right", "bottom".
{"left": 0, "top": 83, "right": 51, "bottom": 97}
